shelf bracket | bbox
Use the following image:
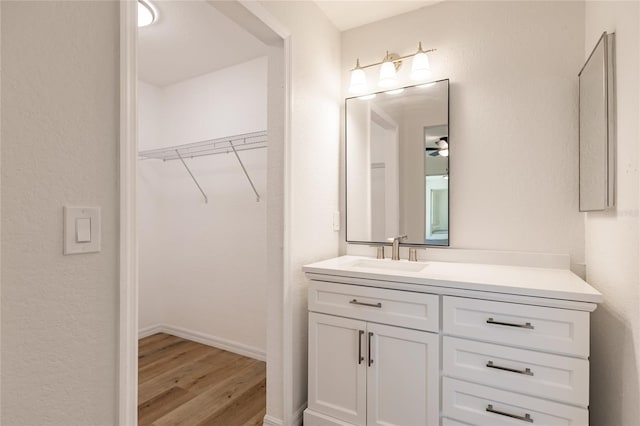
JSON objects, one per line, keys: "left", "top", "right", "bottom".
{"left": 175, "top": 149, "right": 208, "bottom": 203}
{"left": 230, "top": 141, "right": 261, "bottom": 202}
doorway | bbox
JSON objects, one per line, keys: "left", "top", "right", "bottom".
{"left": 119, "top": 1, "right": 289, "bottom": 424}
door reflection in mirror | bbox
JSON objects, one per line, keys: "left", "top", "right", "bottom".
{"left": 346, "top": 79, "right": 449, "bottom": 246}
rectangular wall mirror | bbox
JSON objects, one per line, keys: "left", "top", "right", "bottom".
{"left": 346, "top": 79, "right": 449, "bottom": 246}
{"left": 579, "top": 32, "right": 616, "bottom": 211}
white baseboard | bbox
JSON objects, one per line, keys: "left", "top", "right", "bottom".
{"left": 138, "top": 324, "right": 164, "bottom": 339}
{"left": 292, "top": 403, "right": 306, "bottom": 426}
{"left": 138, "top": 324, "right": 266, "bottom": 362}
{"left": 262, "top": 403, "right": 305, "bottom": 426}
{"left": 263, "top": 414, "right": 283, "bottom": 426}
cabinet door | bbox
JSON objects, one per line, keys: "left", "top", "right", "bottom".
{"left": 308, "top": 312, "right": 367, "bottom": 426}
{"left": 367, "top": 323, "right": 439, "bottom": 426}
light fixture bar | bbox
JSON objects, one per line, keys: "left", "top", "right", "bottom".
{"left": 355, "top": 48, "right": 437, "bottom": 70}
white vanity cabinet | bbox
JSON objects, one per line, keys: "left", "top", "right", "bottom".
{"left": 303, "top": 256, "right": 603, "bottom": 426}
{"left": 306, "top": 282, "right": 440, "bottom": 426}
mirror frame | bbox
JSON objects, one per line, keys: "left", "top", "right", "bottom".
{"left": 345, "top": 78, "right": 451, "bottom": 247}
{"left": 578, "top": 32, "right": 616, "bottom": 212}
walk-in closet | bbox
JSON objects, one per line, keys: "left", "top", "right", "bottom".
{"left": 136, "top": 1, "right": 268, "bottom": 423}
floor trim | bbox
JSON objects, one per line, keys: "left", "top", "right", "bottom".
{"left": 138, "top": 324, "right": 266, "bottom": 362}
{"left": 263, "top": 414, "right": 283, "bottom": 426}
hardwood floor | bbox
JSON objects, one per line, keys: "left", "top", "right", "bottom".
{"left": 138, "top": 333, "right": 266, "bottom": 426}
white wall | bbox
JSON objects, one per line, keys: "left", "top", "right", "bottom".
{"left": 341, "top": 1, "right": 586, "bottom": 273}
{"left": 259, "top": 2, "right": 342, "bottom": 423}
{"left": 1, "top": 2, "right": 119, "bottom": 424}
{"left": 138, "top": 57, "right": 268, "bottom": 354}
{"left": 584, "top": 2, "right": 640, "bottom": 425}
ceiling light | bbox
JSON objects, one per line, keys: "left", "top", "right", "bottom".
{"left": 439, "top": 149, "right": 449, "bottom": 157}
{"left": 138, "top": 0, "right": 157, "bottom": 28}
{"left": 349, "top": 59, "right": 368, "bottom": 95}
{"left": 411, "top": 42, "right": 432, "bottom": 81}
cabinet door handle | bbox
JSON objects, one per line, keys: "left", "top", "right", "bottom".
{"left": 486, "top": 361, "right": 534, "bottom": 376}
{"left": 358, "top": 330, "right": 364, "bottom": 364}
{"left": 486, "top": 317, "right": 534, "bottom": 329}
{"left": 350, "top": 299, "right": 382, "bottom": 308}
{"left": 486, "top": 404, "right": 533, "bottom": 423}
{"left": 368, "top": 332, "right": 374, "bottom": 367}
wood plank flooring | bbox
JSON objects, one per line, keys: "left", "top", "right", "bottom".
{"left": 138, "top": 333, "right": 266, "bottom": 426}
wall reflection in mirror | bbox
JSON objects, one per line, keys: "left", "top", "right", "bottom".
{"left": 346, "top": 79, "right": 449, "bottom": 246}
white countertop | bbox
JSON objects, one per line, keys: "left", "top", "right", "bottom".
{"left": 303, "top": 255, "right": 603, "bottom": 304}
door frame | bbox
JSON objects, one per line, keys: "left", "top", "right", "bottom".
{"left": 118, "top": 1, "right": 293, "bottom": 424}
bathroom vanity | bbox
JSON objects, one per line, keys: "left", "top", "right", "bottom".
{"left": 302, "top": 256, "right": 602, "bottom": 426}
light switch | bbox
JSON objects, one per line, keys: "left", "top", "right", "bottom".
{"left": 64, "top": 206, "right": 101, "bottom": 255}
{"left": 76, "top": 218, "right": 91, "bottom": 243}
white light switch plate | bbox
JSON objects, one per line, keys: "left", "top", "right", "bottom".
{"left": 64, "top": 206, "right": 101, "bottom": 255}
{"left": 333, "top": 211, "right": 341, "bottom": 231}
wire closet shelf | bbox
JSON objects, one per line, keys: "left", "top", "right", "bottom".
{"left": 137, "top": 130, "right": 267, "bottom": 161}
{"left": 137, "top": 131, "right": 267, "bottom": 204}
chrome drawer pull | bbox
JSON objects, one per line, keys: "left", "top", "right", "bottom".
{"left": 350, "top": 299, "right": 382, "bottom": 308}
{"left": 486, "top": 404, "right": 533, "bottom": 423}
{"left": 486, "top": 361, "right": 534, "bottom": 376}
{"left": 358, "top": 330, "right": 364, "bottom": 364}
{"left": 368, "top": 332, "right": 374, "bottom": 367}
{"left": 486, "top": 317, "right": 534, "bottom": 329}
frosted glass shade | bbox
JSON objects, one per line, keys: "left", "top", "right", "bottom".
{"left": 349, "top": 68, "right": 368, "bottom": 95}
{"left": 378, "top": 61, "right": 398, "bottom": 87}
{"left": 411, "top": 51, "right": 431, "bottom": 81}
{"left": 138, "top": 0, "right": 156, "bottom": 27}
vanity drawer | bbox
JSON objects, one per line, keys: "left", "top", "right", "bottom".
{"left": 308, "top": 281, "right": 439, "bottom": 332}
{"left": 443, "top": 336, "right": 589, "bottom": 406}
{"left": 443, "top": 377, "right": 588, "bottom": 426}
{"left": 442, "top": 296, "right": 589, "bottom": 357}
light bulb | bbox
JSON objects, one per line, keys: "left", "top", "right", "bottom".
{"left": 349, "top": 60, "right": 368, "bottom": 95}
{"left": 378, "top": 60, "right": 398, "bottom": 88}
{"left": 410, "top": 42, "right": 431, "bottom": 81}
{"left": 138, "top": 0, "right": 156, "bottom": 27}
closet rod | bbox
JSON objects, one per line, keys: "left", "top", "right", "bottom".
{"left": 175, "top": 150, "right": 208, "bottom": 203}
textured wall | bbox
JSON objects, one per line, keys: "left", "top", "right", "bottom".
{"left": 1, "top": 1, "right": 119, "bottom": 424}
{"left": 341, "top": 1, "right": 586, "bottom": 273}
{"left": 259, "top": 1, "right": 342, "bottom": 423}
{"left": 584, "top": 2, "right": 640, "bottom": 425}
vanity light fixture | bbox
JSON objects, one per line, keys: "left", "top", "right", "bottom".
{"left": 349, "top": 59, "right": 368, "bottom": 95}
{"left": 138, "top": 0, "right": 157, "bottom": 27}
{"left": 348, "top": 42, "right": 436, "bottom": 94}
{"left": 378, "top": 52, "right": 400, "bottom": 88}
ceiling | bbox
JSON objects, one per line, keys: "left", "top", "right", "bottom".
{"left": 315, "top": 1, "right": 441, "bottom": 31}
{"left": 138, "top": 1, "right": 442, "bottom": 86}
{"left": 138, "top": 1, "right": 266, "bottom": 87}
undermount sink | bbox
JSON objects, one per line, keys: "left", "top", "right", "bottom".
{"left": 348, "top": 259, "right": 428, "bottom": 273}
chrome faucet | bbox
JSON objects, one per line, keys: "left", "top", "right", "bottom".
{"left": 388, "top": 235, "right": 407, "bottom": 260}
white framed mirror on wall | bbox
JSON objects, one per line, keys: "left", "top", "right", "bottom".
{"left": 346, "top": 79, "right": 449, "bottom": 246}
